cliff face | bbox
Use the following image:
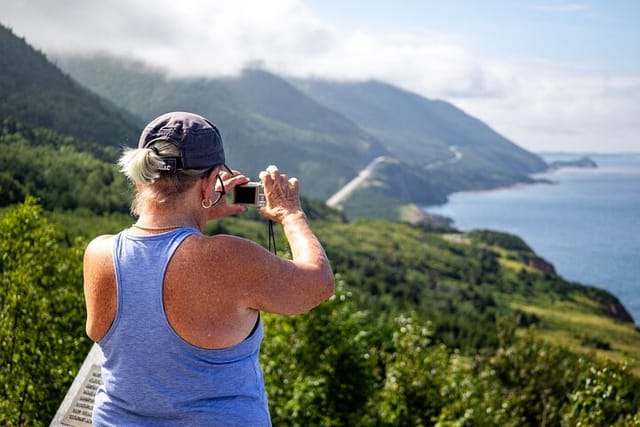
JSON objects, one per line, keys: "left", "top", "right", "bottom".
{"left": 525, "top": 256, "right": 634, "bottom": 324}
{"left": 520, "top": 254, "right": 557, "bottom": 275}
{"left": 606, "top": 301, "right": 635, "bottom": 324}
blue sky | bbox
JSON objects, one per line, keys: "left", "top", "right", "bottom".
{"left": 2, "top": 0, "right": 638, "bottom": 153}
{"left": 308, "top": 1, "right": 640, "bottom": 72}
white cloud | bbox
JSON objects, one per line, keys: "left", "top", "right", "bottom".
{"left": 2, "top": 0, "right": 333, "bottom": 76}
{"left": 453, "top": 61, "right": 640, "bottom": 152}
{"left": 527, "top": 3, "right": 594, "bottom": 15}
{"left": 1, "top": 0, "right": 638, "bottom": 152}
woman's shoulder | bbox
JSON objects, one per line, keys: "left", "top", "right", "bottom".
{"left": 87, "top": 233, "right": 114, "bottom": 247}
{"left": 84, "top": 234, "right": 115, "bottom": 259}
{"left": 184, "top": 233, "right": 271, "bottom": 265}
{"left": 192, "top": 233, "right": 262, "bottom": 249}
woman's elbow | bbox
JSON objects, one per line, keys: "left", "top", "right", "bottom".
{"left": 311, "top": 261, "right": 335, "bottom": 302}
{"left": 293, "top": 270, "right": 335, "bottom": 315}
{"left": 321, "top": 271, "right": 336, "bottom": 301}
{"left": 302, "top": 261, "right": 335, "bottom": 302}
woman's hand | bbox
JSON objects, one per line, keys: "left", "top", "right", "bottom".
{"left": 258, "top": 165, "right": 304, "bottom": 224}
{"left": 207, "top": 169, "right": 250, "bottom": 219}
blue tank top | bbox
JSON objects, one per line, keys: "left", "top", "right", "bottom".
{"left": 93, "top": 228, "right": 271, "bottom": 426}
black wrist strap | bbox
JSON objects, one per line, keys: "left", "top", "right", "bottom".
{"left": 268, "top": 220, "right": 277, "bottom": 254}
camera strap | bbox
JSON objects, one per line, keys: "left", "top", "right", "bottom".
{"left": 268, "top": 220, "right": 277, "bottom": 254}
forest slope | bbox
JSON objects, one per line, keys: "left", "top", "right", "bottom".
{"left": 0, "top": 25, "right": 140, "bottom": 147}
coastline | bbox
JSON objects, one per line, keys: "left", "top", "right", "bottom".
{"left": 422, "top": 153, "right": 640, "bottom": 325}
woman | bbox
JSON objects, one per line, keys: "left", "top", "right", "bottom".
{"left": 83, "top": 111, "right": 335, "bottom": 426}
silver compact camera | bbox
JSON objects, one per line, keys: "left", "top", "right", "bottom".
{"left": 233, "top": 182, "right": 265, "bottom": 207}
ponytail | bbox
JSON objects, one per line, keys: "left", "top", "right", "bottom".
{"left": 118, "top": 147, "right": 164, "bottom": 184}
{"left": 117, "top": 141, "right": 209, "bottom": 216}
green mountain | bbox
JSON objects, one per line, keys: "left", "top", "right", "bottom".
{"left": 1, "top": 22, "right": 550, "bottom": 221}
{"left": 56, "top": 54, "right": 549, "bottom": 220}
{"left": 288, "top": 79, "right": 550, "bottom": 219}
{"left": 292, "top": 79, "right": 548, "bottom": 191}
{"left": 0, "top": 24, "right": 140, "bottom": 147}
{"left": 56, "top": 55, "right": 387, "bottom": 200}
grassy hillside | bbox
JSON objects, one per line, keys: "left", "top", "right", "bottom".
{"left": 197, "top": 209, "right": 640, "bottom": 368}
{"left": 0, "top": 120, "right": 131, "bottom": 212}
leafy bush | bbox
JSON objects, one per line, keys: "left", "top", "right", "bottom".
{"left": 0, "top": 198, "right": 91, "bottom": 426}
{"left": 262, "top": 280, "right": 377, "bottom": 426}
{"left": 2, "top": 200, "right": 640, "bottom": 425}
{"left": 262, "top": 299, "right": 640, "bottom": 426}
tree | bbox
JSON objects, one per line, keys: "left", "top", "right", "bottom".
{"left": 375, "top": 314, "right": 452, "bottom": 426}
{"left": 261, "top": 278, "right": 377, "bottom": 426}
{"left": 0, "top": 197, "right": 90, "bottom": 426}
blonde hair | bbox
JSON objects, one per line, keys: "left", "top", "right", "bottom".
{"left": 118, "top": 140, "right": 215, "bottom": 216}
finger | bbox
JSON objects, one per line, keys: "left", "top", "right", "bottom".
{"left": 226, "top": 174, "right": 250, "bottom": 188}
{"left": 219, "top": 168, "right": 235, "bottom": 179}
{"left": 223, "top": 170, "right": 243, "bottom": 179}
{"left": 266, "top": 165, "right": 280, "bottom": 179}
{"left": 259, "top": 170, "right": 272, "bottom": 186}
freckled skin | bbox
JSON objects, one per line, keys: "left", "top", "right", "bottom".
{"left": 84, "top": 165, "right": 335, "bottom": 349}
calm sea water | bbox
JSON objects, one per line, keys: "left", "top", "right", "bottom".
{"left": 425, "top": 153, "right": 640, "bottom": 324}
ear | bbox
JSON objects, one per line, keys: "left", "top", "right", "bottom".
{"left": 201, "top": 168, "right": 218, "bottom": 196}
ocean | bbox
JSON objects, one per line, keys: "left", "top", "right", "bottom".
{"left": 425, "top": 153, "right": 640, "bottom": 324}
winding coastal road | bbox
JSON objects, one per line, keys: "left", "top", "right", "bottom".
{"left": 425, "top": 145, "right": 462, "bottom": 170}
{"left": 326, "top": 156, "right": 388, "bottom": 207}
{"left": 325, "top": 146, "right": 463, "bottom": 207}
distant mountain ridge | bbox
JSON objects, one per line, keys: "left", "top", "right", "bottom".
{"left": 56, "top": 55, "right": 386, "bottom": 201}
{"left": 292, "top": 79, "right": 547, "bottom": 188}
{"left": 289, "top": 79, "right": 548, "bottom": 219}
{"left": 0, "top": 22, "right": 549, "bottom": 221}
{"left": 56, "top": 53, "right": 548, "bottom": 218}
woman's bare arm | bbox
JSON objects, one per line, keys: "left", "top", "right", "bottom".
{"left": 226, "top": 165, "right": 334, "bottom": 314}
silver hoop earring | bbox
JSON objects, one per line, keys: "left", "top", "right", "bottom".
{"left": 201, "top": 198, "right": 213, "bottom": 209}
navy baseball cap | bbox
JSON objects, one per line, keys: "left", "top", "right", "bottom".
{"left": 138, "top": 112, "right": 228, "bottom": 173}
